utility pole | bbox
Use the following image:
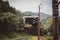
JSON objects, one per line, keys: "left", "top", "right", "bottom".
{"left": 52, "top": 0, "right": 59, "bottom": 40}
{"left": 38, "top": 5, "right": 40, "bottom": 40}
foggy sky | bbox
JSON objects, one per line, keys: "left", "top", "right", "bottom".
{"left": 5, "top": 0, "right": 52, "bottom": 15}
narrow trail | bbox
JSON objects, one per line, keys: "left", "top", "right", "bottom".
{"left": 13, "top": 36, "right": 29, "bottom": 40}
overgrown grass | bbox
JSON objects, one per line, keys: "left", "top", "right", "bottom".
{"left": 0, "top": 33, "right": 27, "bottom": 40}
{"left": 0, "top": 33, "right": 60, "bottom": 40}
{"left": 28, "top": 36, "right": 53, "bottom": 40}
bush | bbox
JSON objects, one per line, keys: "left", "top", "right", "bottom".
{"left": 0, "top": 12, "right": 20, "bottom": 36}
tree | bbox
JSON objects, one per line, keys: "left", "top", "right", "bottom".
{"left": 52, "top": 0, "right": 59, "bottom": 40}
{"left": 0, "top": 12, "right": 20, "bottom": 35}
{"left": 42, "top": 17, "right": 52, "bottom": 35}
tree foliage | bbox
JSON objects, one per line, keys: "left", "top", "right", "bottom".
{"left": 43, "top": 17, "right": 52, "bottom": 31}
{"left": 0, "top": 12, "right": 20, "bottom": 35}
{"left": 40, "top": 17, "right": 52, "bottom": 35}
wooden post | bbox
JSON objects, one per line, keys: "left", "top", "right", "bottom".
{"left": 52, "top": 0, "right": 59, "bottom": 40}
{"left": 38, "top": 5, "right": 40, "bottom": 40}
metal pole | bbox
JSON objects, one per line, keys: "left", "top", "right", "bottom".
{"left": 38, "top": 5, "right": 40, "bottom": 40}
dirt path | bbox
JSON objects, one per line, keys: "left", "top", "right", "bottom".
{"left": 13, "top": 36, "right": 29, "bottom": 40}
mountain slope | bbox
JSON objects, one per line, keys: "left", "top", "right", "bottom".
{"left": 23, "top": 11, "right": 51, "bottom": 24}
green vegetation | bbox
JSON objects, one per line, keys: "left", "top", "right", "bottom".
{"left": 0, "top": 0, "right": 60, "bottom": 40}
{"left": 42, "top": 17, "right": 52, "bottom": 33}
{"left": 28, "top": 36, "right": 53, "bottom": 40}
{"left": 0, "top": 12, "right": 20, "bottom": 37}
